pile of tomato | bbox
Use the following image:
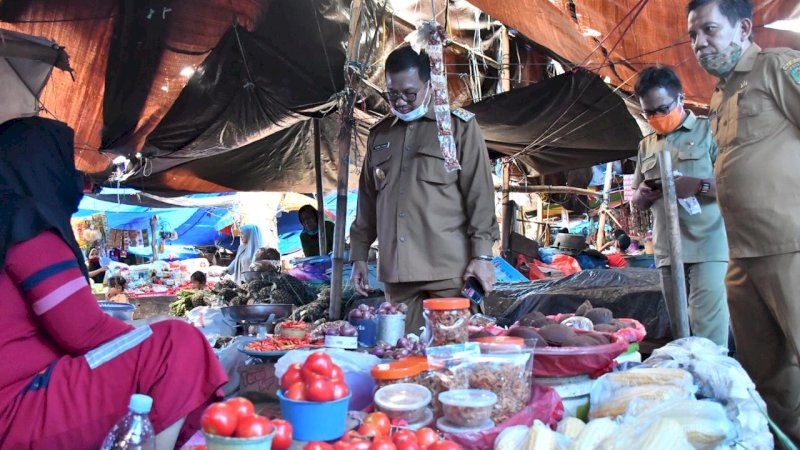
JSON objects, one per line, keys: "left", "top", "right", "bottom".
{"left": 303, "top": 412, "right": 462, "bottom": 450}
{"left": 200, "top": 397, "right": 293, "bottom": 450}
{"left": 280, "top": 352, "right": 350, "bottom": 402}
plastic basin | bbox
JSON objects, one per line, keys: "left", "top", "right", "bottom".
{"left": 277, "top": 391, "right": 351, "bottom": 441}
{"left": 203, "top": 428, "right": 275, "bottom": 450}
{"left": 98, "top": 302, "right": 135, "bottom": 321}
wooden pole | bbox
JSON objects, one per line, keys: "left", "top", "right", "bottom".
{"left": 313, "top": 119, "right": 327, "bottom": 256}
{"left": 500, "top": 26, "right": 511, "bottom": 92}
{"left": 658, "top": 145, "right": 690, "bottom": 338}
{"left": 506, "top": 185, "right": 601, "bottom": 197}
{"left": 500, "top": 160, "right": 511, "bottom": 260}
{"left": 596, "top": 162, "right": 614, "bottom": 247}
{"left": 329, "top": 0, "right": 364, "bottom": 321}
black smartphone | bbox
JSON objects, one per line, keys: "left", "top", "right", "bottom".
{"left": 462, "top": 277, "right": 485, "bottom": 305}
{"left": 644, "top": 179, "right": 662, "bottom": 191}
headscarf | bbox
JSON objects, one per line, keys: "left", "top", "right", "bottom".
{"left": 227, "top": 224, "right": 265, "bottom": 283}
{"left": 0, "top": 117, "right": 89, "bottom": 279}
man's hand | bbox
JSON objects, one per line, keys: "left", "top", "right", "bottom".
{"left": 350, "top": 261, "right": 371, "bottom": 296}
{"left": 673, "top": 176, "right": 702, "bottom": 199}
{"left": 632, "top": 181, "right": 662, "bottom": 209}
{"left": 463, "top": 259, "right": 496, "bottom": 294}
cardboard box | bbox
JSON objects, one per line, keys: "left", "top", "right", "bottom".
{"left": 238, "top": 361, "right": 279, "bottom": 399}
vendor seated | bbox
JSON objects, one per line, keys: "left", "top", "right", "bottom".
{"left": 298, "top": 205, "right": 334, "bottom": 257}
{"left": 604, "top": 234, "right": 631, "bottom": 268}
{"left": 106, "top": 275, "right": 129, "bottom": 303}
{"left": 190, "top": 271, "right": 207, "bottom": 291}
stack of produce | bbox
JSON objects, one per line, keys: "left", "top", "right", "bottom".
{"left": 201, "top": 397, "right": 293, "bottom": 450}
{"left": 168, "top": 289, "right": 214, "bottom": 317}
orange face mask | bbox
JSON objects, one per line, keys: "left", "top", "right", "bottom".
{"left": 647, "top": 103, "right": 684, "bottom": 135}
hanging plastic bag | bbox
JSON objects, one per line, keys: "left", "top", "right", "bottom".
{"left": 187, "top": 306, "right": 235, "bottom": 342}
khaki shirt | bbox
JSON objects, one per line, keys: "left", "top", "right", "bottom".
{"left": 350, "top": 107, "right": 499, "bottom": 283}
{"left": 633, "top": 112, "right": 729, "bottom": 267}
{"left": 709, "top": 44, "right": 800, "bottom": 259}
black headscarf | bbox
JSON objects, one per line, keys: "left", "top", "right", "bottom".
{"left": 0, "top": 117, "right": 89, "bottom": 279}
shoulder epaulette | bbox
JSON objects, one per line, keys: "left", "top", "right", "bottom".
{"left": 451, "top": 108, "right": 475, "bottom": 122}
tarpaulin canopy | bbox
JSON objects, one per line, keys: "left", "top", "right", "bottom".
{"left": 470, "top": 0, "right": 800, "bottom": 106}
{"left": 3, "top": 0, "right": 795, "bottom": 193}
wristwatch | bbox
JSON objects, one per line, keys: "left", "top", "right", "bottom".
{"left": 474, "top": 255, "right": 493, "bottom": 262}
{"left": 698, "top": 180, "right": 711, "bottom": 194}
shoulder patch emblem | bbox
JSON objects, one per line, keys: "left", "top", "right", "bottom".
{"left": 452, "top": 108, "right": 475, "bottom": 122}
{"left": 784, "top": 58, "right": 800, "bottom": 85}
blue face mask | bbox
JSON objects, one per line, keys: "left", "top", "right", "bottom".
{"left": 304, "top": 228, "right": 319, "bottom": 236}
{"left": 390, "top": 84, "right": 431, "bottom": 122}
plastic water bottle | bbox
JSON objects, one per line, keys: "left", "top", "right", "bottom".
{"left": 101, "top": 394, "right": 156, "bottom": 450}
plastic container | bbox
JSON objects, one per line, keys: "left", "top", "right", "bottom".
{"left": 371, "top": 357, "right": 428, "bottom": 389}
{"left": 436, "top": 417, "right": 494, "bottom": 434}
{"left": 377, "top": 314, "right": 406, "bottom": 347}
{"left": 374, "top": 383, "right": 432, "bottom": 423}
{"left": 99, "top": 302, "right": 136, "bottom": 321}
{"left": 101, "top": 394, "right": 155, "bottom": 449}
{"left": 423, "top": 298, "right": 470, "bottom": 347}
{"left": 350, "top": 318, "right": 378, "bottom": 347}
{"left": 537, "top": 375, "right": 593, "bottom": 420}
{"left": 277, "top": 391, "right": 351, "bottom": 441}
{"left": 439, "top": 389, "right": 498, "bottom": 428}
{"left": 203, "top": 429, "right": 276, "bottom": 450}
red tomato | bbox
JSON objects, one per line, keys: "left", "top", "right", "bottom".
{"left": 305, "top": 442, "right": 335, "bottom": 450}
{"left": 281, "top": 363, "right": 304, "bottom": 391}
{"left": 348, "top": 439, "right": 372, "bottom": 450}
{"left": 363, "top": 412, "right": 391, "bottom": 436}
{"left": 392, "top": 430, "right": 418, "bottom": 448}
{"left": 303, "top": 352, "right": 334, "bottom": 378}
{"left": 286, "top": 381, "right": 307, "bottom": 401}
{"left": 371, "top": 439, "right": 397, "bottom": 450}
{"left": 428, "top": 441, "right": 462, "bottom": 450}
{"left": 329, "top": 364, "right": 344, "bottom": 382}
{"left": 357, "top": 423, "right": 382, "bottom": 439}
{"left": 235, "top": 415, "right": 273, "bottom": 438}
{"left": 395, "top": 442, "right": 420, "bottom": 450}
{"left": 342, "top": 430, "right": 362, "bottom": 441}
{"left": 306, "top": 378, "right": 335, "bottom": 402}
{"left": 200, "top": 402, "right": 238, "bottom": 437}
{"left": 225, "top": 397, "right": 255, "bottom": 419}
{"left": 415, "top": 428, "right": 438, "bottom": 450}
{"left": 332, "top": 381, "right": 350, "bottom": 400}
{"left": 271, "top": 419, "right": 293, "bottom": 450}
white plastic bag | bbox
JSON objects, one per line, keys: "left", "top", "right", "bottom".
{"left": 215, "top": 336, "right": 249, "bottom": 397}
{"left": 187, "top": 306, "right": 235, "bottom": 342}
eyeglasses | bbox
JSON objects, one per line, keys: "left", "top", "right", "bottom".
{"left": 382, "top": 84, "right": 429, "bottom": 104}
{"left": 641, "top": 98, "right": 679, "bottom": 119}
{"left": 382, "top": 90, "right": 422, "bottom": 104}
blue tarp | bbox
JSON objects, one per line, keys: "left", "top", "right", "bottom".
{"left": 75, "top": 195, "right": 230, "bottom": 247}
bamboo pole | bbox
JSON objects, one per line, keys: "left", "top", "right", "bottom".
{"left": 313, "top": 118, "right": 327, "bottom": 256}
{"left": 658, "top": 145, "right": 690, "bottom": 338}
{"left": 500, "top": 26, "right": 511, "bottom": 92}
{"left": 329, "top": 0, "right": 364, "bottom": 321}
{"left": 505, "top": 185, "right": 601, "bottom": 197}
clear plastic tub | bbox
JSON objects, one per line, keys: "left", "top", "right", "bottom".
{"left": 438, "top": 389, "right": 498, "bottom": 427}
{"left": 373, "top": 383, "right": 432, "bottom": 423}
{"left": 423, "top": 298, "right": 470, "bottom": 347}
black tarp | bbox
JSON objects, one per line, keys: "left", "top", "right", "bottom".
{"left": 467, "top": 69, "right": 642, "bottom": 176}
{"left": 485, "top": 268, "right": 672, "bottom": 341}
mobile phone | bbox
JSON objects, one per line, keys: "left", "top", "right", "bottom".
{"left": 462, "top": 277, "right": 485, "bottom": 305}
{"left": 644, "top": 179, "right": 662, "bottom": 191}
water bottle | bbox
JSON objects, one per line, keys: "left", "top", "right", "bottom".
{"left": 101, "top": 394, "right": 156, "bottom": 450}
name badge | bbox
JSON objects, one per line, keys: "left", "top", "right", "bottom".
{"left": 373, "top": 142, "right": 390, "bottom": 152}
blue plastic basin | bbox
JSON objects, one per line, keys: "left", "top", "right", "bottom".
{"left": 277, "top": 391, "right": 351, "bottom": 441}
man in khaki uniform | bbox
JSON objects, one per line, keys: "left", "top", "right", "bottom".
{"left": 350, "top": 46, "right": 499, "bottom": 332}
{"left": 631, "top": 66, "right": 729, "bottom": 347}
{"left": 688, "top": 0, "right": 800, "bottom": 440}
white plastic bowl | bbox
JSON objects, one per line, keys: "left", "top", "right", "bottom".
{"left": 438, "top": 389, "right": 497, "bottom": 427}
{"left": 374, "top": 383, "right": 431, "bottom": 423}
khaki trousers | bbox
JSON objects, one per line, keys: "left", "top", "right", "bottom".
{"left": 659, "top": 261, "right": 730, "bottom": 347}
{"left": 727, "top": 253, "right": 800, "bottom": 443}
{"left": 383, "top": 278, "right": 465, "bottom": 334}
